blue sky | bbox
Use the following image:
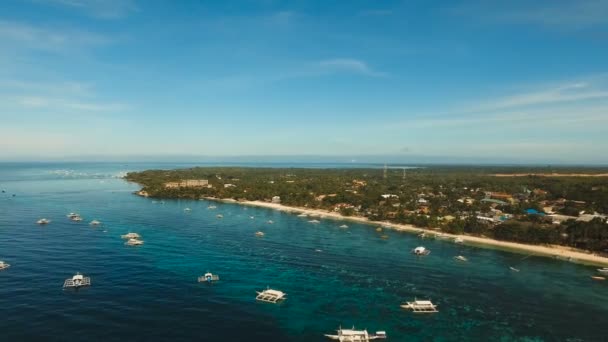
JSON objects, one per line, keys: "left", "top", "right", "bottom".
{"left": 1, "top": 0, "right": 608, "bottom": 163}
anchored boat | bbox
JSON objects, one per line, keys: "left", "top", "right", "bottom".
{"left": 256, "top": 288, "right": 286, "bottom": 303}
{"left": 121, "top": 232, "right": 141, "bottom": 239}
{"left": 89, "top": 220, "right": 101, "bottom": 226}
{"left": 37, "top": 218, "right": 51, "bottom": 225}
{"left": 255, "top": 231, "right": 265, "bottom": 237}
{"left": 63, "top": 272, "right": 91, "bottom": 288}
{"left": 401, "top": 299, "right": 438, "bottom": 313}
{"left": 0, "top": 261, "right": 10, "bottom": 270}
{"left": 125, "top": 238, "right": 144, "bottom": 246}
{"left": 454, "top": 255, "right": 468, "bottom": 262}
{"left": 198, "top": 272, "right": 220, "bottom": 283}
{"left": 412, "top": 246, "right": 431, "bottom": 256}
{"left": 325, "top": 327, "right": 387, "bottom": 341}
{"left": 597, "top": 267, "right": 608, "bottom": 275}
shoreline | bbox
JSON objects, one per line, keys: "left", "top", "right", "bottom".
{"left": 199, "top": 196, "right": 608, "bottom": 267}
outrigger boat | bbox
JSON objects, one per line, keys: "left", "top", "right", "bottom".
{"left": 591, "top": 276, "right": 606, "bottom": 281}
{"left": 198, "top": 272, "right": 220, "bottom": 283}
{"left": 454, "top": 237, "right": 464, "bottom": 244}
{"left": 125, "top": 238, "right": 144, "bottom": 246}
{"left": 255, "top": 231, "right": 265, "bottom": 237}
{"left": 401, "top": 299, "right": 438, "bottom": 313}
{"left": 597, "top": 267, "right": 608, "bottom": 275}
{"left": 256, "top": 288, "right": 286, "bottom": 303}
{"left": 0, "top": 261, "right": 10, "bottom": 270}
{"left": 89, "top": 220, "right": 101, "bottom": 226}
{"left": 412, "top": 246, "right": 431, "bottom": 256}
{"left": 184, "top": 208, "right": 191, "bottom": 212}
{"left": 63, "top": 272, "right": 91, "bottom": 288}
{"left": 339, "top": 224, "right": 348, "bottom": 228}
{"left": 509, "top": 267, "right": 520, "bottom": 272}
{"left": 325, "top": 326, "right": 387, "bottom": 341}
{"left": 121, "top": 232, "right": 141, "bottom": 239}
{"left": 37, "top": 218, "right": 51, "bottom": 225}
{"left": 67, "top": 212, "right": 79, "bottom": 219}
{"left": 267, "top": 220, "right": 274, "bottom": 224}
{"left": 309, "top": 219, "right": 320, "bottom": 224}
{"left": 454, "top": 255, "right": 468, "bottom": 262}
{"left": 207, "top": 205, "right": 217, "bottom": 209}
{"left": 216, "top": 214, "right": 223, "bottom": 218}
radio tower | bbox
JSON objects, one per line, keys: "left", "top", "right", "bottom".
{"left": 402, "top": 167, "right": 406, "bottom": 181}
{"left": 383, "top": 163, "right": 388, "bottom": 180}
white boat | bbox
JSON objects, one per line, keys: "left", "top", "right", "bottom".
{"left": 454, "top": 237, "right": 464, "bottom": 244}
{"left": 63, "top": 272, "right": 91, "bottom": 288}
{"left": 89, "top": 220, "right": 101, "bottom": 226}
{"left": 184, "top": 207, "right": 191, "bottom": 212}
{"left": 412, "top": 246, "right": 431, "bottom": 256}
{"left": 339, "top": 224, "right": 349, "bottom": 228}
{"left": 67, "top": 212, "right": 79, "bottom": 218}
{"left": 509, "top": 266, "right": 520, "bottom": 272}
{"left": 325, "top": 327, "right": 387, "bottom": 341}
{"left": 198, "top": 272, "right": 220, "bottom": 283}
{"left": 207, "top": 205, "right": 217, "bottom": 209}
{"left": 255, "top": 231, "right": 265, "bottom": 237}
{"left": 454, "top": 255, "right": 468, "bottom": 262}
{"left": 597, "top": 267, "right": 608, "bottom": 275}
{"left": 297, "top": 213, "right": 308, "bottom": 217}
{"left": 308, "top": 219, "right": 320, "bottom": 224}
{"left": 0, "top": 261, "right": 10, "bottom": 270}
{"left": 37, "top": 218, "right": 51, "bottom": 225}
{"left": 267, "top": 220, "right": 274, "bottom": 224}
{"left": 250, "top": 216, "right": 255, "bottom": 219}
{"left": 121, "top": 232, "right": 141, "bottom": 239}
{"left": 217, "top": 214, "right": 223, "bottom": 218}
{"left": 70, "top": 215, "right": 83, "bottom": 222}
{"left": 401, "top": 299, "right": 438, "bottom": 313}
{"left": 256, "top": 288, "right": 286, "bottom": 303}
{"left": 125, "top": 238, "right": 144, "bottom": 246}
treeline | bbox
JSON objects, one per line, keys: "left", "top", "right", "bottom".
{"left": 125, "top": 166, "right": 608, "bottom": 253}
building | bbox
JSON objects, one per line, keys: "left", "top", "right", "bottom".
{"left": 381, "top": 194, "right": 399, "bottom": 199}
{"left": 271, "top": 196, "right": 281, "bottom": 204}
{"left": 164, "top": 179, "right": 209, "bottom": 188}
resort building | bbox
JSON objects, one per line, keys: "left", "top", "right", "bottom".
{"left": 164, "top": 179, "right": 209, "bottom": 189}
{"left": 272, "top": 196, "right": 281, "bottom": 203}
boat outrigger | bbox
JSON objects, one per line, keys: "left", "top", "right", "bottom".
{"left": 256, "top": 288, "right": 286, "bottom": 303}
{"left": 63, "top": 272, "right": 91, "bottom": 288}
{"left": 325, "top": 327, "right": 387, "bottom": 341}
{"left": 0, "top": 261, "right": 10, "bottom": 270}
{"left": 37, "top": 218, "right": 51, "bottom": 225}
{"left": 412, "top": 246, "right": 431, "bottom": 256}
{"left": 401, "top": 299, "right": 438, "bottom": 313}
{"left": 198, "top": 272, "right": 220, "bottom": 283}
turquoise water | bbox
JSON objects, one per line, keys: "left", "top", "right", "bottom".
{"left": 0, "top": 163, "right": 607, "bottom": 341}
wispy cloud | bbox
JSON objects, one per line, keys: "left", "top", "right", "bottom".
{"left": 0, "top": 20, "right": 112, "bottom": 53}
{"left": 359, "top": 9, "right": 394, "bottom": 17}
{"left": 451, "top": 0, "right": 608, "bottom": 31}
{"left": 469, "top": 80, "right": 608, "bottom": 112}
{"left": 319, "top": 58, "right": 387, "bottom": 77}
{"left": 32, "top": 0, "right": 138, "bottom": 19}
{"left": 0, "top": 79, "right": 129, "bottom": 117}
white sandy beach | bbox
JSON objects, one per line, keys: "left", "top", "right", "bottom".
{"left": 202, "top": 197, "right": 608, "bottom": 267}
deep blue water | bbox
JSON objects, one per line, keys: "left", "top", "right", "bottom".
{"left": 0, "top": 162, "right": 607, "bottom": 341}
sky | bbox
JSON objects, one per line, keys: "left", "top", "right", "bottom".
{"left": 1, "top": 0, "right": 608, "bottom": 164}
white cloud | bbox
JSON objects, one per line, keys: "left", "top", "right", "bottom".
{"left": 451, "top": 0, "right": 608, "bottom": 31}
{"left": 0, "top": 20, "right": 112, "bottom": 53}
{"left": 319, "top": 58, "right": 387, "bottom": 77}
{"left": 32, "top": 0, "right": 138, "bottom": 19}
{"left": 469, "top": 81, "right": 608, "bottom": 112}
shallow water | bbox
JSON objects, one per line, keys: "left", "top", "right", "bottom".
{"left": 0, "top": 163, "right": 607, "bottom": 341}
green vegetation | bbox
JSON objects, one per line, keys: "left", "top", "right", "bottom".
{"left": 126, "top": 166, "right": 608, "bottom": 254}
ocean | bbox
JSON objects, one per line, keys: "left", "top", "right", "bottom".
{"left": 0, "top": 162, "right": 607, "bottom": 341}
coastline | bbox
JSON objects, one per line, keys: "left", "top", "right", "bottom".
{"left": 199, "top": 196, "right": 608, "bottom": 267}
